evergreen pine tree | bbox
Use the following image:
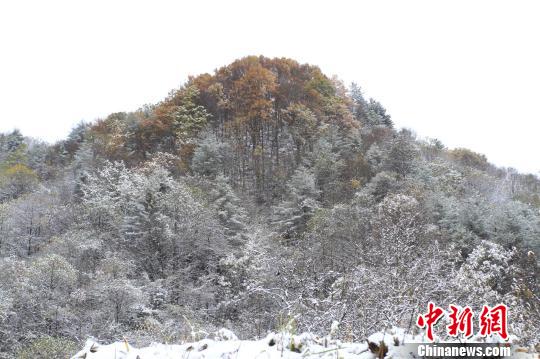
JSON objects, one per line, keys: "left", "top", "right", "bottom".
{"left": 209, "top": 175, "right": 247, "bottom": 239}
{"left": 273, "top": 166, "right": 320, "bottom": 239}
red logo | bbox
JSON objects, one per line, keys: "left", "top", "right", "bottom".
{"left": 417, "top": 303, "right": 508, "bottom": 341}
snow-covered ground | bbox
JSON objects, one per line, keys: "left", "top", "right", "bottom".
{"left": 71, "top": 328, "right": 538, "bottom": 358}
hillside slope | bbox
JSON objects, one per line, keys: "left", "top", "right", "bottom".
{"left": 0, "top": 56, "right": 538, "bottom": 358}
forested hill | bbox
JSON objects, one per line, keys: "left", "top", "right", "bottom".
{"left": 0, "top": 56, "right": 539, "bottom": 358}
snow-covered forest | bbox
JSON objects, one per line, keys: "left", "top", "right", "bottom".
{"left": 0, "top": 56, "right": 538, "bottom": 358}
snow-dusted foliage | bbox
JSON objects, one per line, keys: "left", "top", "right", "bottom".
{"left": 273, "top": 166, "right": 321, "bottom": 238}
{"left": 0, "top": 59, "right": 539, "bottom": 357}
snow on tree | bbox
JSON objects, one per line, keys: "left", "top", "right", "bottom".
{"left": 0, "top": 57, "right": 539, "bottom": 356}
{"left": 273, "top": 166, "right": 320, "bottom": 239}
{"left": 191, "top": 131, "right": 232, "bottom": 178}
{"left": 208, "top": 175, "right": 247, "bottom": 238}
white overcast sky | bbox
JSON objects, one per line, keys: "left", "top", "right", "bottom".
{"left": 0, "top": 0, "right": 539, "bottom": 174}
